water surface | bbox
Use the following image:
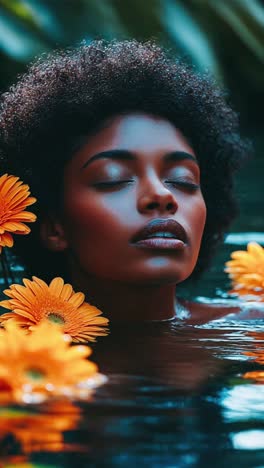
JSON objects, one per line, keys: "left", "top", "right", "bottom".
{"left": 1, "top": 231, "right": 264, "bottom": 467}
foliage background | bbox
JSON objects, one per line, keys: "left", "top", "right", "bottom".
{"left": 0, "top": 0, "right": 263, "bottom": 293}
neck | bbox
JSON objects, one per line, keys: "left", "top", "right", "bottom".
{"left": 71, "top": 274, "right": 177, "bottom": 322}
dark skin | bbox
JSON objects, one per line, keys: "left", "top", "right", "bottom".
{"left": 41, "top": 113, "right": 241, "bottom": 322}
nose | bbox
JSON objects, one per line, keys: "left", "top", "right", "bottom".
{"left": 137, "top": 176, "right": 178, "bottom": 215}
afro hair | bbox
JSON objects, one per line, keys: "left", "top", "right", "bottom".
{"left": 0, "top": 39, "right": 251, "bottom": 281}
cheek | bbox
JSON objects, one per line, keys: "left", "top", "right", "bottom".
{"left": 194, "top": 199, "right": 207, "bottom": 231}
{"left": 178, "top": 189, "right": 206, "bottom": 222}
{"left": 63, "top": 192, "right": 135, "bottom": 279}
{"left": 178, "top": 192, "right": 206, "bottom": 248}
{"left": 189, "top": 197, "right": 207, "bottom": 246}
{"left": 63, "top": 192, "right": 127, "bottom": 247}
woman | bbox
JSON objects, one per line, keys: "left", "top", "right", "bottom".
{"left": 0, "top": 40, "right": 250, "bottom": 323}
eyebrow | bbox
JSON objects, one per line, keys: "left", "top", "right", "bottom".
{"left": 81, "top": 149, "right": 198, "bottom": 169}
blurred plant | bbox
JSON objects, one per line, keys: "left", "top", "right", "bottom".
{"left": 0, "top": 0, "right": 263, "bottom": 128}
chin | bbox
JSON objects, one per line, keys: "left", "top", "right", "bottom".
{"left": 126, "top": 267, "right": 192, "bottom": 287}
{"left": 139, "top": 257, "right": 194, "bottom": 284}
{"left": 134, "top": 276, "right": 185, "bottom": 288}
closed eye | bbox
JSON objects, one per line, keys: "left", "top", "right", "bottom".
{"left": 93, "top": 180, "right": 134, "bottom": 189}
{"left": 165, "top": 180, "right": 200, "bottom": 191}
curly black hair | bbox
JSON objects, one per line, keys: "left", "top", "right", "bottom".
{"left": 0, "top": 39, "right": 251, "bottom": 282}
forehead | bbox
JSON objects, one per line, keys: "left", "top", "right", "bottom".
{"left": 70, "top": 113, "right": 195, "bottom": 167}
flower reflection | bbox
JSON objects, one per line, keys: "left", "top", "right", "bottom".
{"left": 1, "top": 460, "right": 41, "bottom": 468}
{"left": 0, "top": 457, "right": 31, "bottom": 468}
{"left": 242, "top": 331, "right": 264, "bottom": 384}
{"left": 243, "top": 371, "right": 264, "bottom": 383}
{"left": 0, "top": 400, "right": 81, "bottom": 455}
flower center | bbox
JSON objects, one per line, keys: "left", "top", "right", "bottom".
{"left": 47, "top": 312, "right": 65, "bottom": 325}
{"left": 25, "top": 368, "right": 45, "bottom": 381}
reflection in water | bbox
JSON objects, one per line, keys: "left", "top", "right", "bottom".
{"left": 1, "top": 236, "right": 263, "bottom": 465}
{"left": 243, "top": 370, "right": 264, "bottom": 382}
{"left": 221, "top": 384, "right": 264, "bottom": 421}
{"left": 0, "top": 400, "right": 81, "bottom": 458}
{"left": 231, "top": 430, "right": 264, "bottom": 450}
{"left": 1, "top": 306, "right": 264, "bottom": 466}
{"left": 242, "top": 331, "right": 264, "bottom": 383}
{"left": 0, "top": 456, "right": 32, "bottom": 467}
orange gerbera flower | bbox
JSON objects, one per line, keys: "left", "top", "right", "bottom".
{"left": 225, "top": 242, "right": 264, "bottom": 301}
{"left": 0, "top": 174, "right": 36, "bottom": 252}
{"left": 0, "top": 320, "right": 98, "bottom": 401}
{"left": 0, "top": 276, "right": 109, "bottom": 343}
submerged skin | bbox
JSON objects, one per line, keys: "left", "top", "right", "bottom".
{"left": 42, "top": 113, "right": 244, "bottom": 322}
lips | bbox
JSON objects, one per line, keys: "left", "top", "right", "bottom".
{"left": 131, "top": 218, "right": 187, "bottom": 250}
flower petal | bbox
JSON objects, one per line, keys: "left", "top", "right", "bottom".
{"left": 68, "top": 292, "right": 85, "bottom": 308}
{"left": 60, "top": 284, "right": 73, "bottom": 301}
{"left": 49, "top": 277, "right": 65, "bottom": 297}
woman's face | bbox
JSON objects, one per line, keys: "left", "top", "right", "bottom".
{"left": 62, "top": 113, "right": 206, "bottom": 285}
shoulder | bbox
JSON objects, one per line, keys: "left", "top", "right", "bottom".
{"left": 178, "top": 298, "right": 264, "bottom": 324}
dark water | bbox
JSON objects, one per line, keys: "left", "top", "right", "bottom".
{"left": 1, "top": 260, "right": 264, "bottom": 467}
{"left": 2, "top": 318, "right": 264, "bottom": 467}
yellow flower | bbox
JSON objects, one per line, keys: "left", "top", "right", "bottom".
{"left": 0, "top": 320, "right": 97, "bottom": 398}
{"left": 0, "top": 174, "right": 36, "bottom": 252}
{"left": 0, "top": 276, "right": 109, "bottom": 343}
{"left": 225, "top": 242, "right": 264, "bottom": 301}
